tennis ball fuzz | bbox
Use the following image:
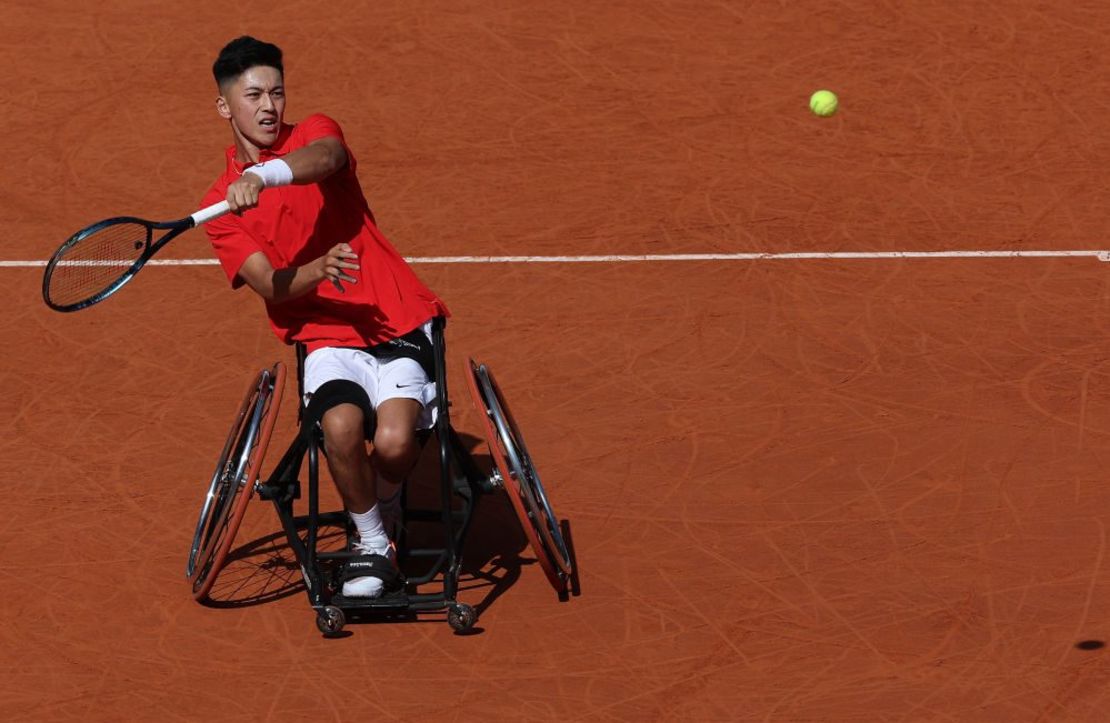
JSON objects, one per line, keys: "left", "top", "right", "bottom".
{"left": 809, "top": 90, "right": 838, "bottom": 117}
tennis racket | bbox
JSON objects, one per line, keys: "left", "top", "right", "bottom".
{"left": 42, "top": 200, "right": 232, "bottom": 312}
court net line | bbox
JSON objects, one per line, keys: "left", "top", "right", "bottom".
{"left": 4, "top": 250, "right": 1110, "bottom": 267}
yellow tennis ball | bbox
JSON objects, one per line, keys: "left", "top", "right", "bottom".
{"left": 809, "top": 90, "right": 838, "bottom": 117}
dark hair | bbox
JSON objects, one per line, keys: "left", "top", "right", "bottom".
{"left": 212, "top": 36, "right": 283, "bottom": 87}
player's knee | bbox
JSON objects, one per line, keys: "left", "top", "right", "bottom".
{"left": 373, "top": 422, "right": 416, "bottom": 463}
{"left": 321, "top": 405, "right": 366, "bottom": 456}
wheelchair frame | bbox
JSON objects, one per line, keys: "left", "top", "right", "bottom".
{"left": 186, "top": 317, "right": 577, "bottom": 635}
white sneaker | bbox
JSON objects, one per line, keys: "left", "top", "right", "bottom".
{"left": 341, "top": 539, "right": 397, "bottom": 598}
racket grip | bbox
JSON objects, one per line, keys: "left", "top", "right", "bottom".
{"left": 190, "top": 200, "right": 232, "bottom": 226}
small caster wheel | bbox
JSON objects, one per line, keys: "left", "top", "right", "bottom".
{"left": 447, "top": 603, "right": 477, "bottom": 632}
{"left": 316, "top": 606, "right": 346, "bottom": 636}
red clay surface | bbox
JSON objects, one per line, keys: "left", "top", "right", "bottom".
{"left": 7, "top": 1, "right": 1110, "bottom": 720}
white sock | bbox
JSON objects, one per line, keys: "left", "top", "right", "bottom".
{"left": 349, "top": 505, "right": 389, "bottom": 553}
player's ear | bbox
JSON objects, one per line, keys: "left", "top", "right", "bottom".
{"left": 216, "top": 95, "right": 232, "bottom": 120}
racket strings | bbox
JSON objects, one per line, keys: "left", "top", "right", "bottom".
{"left": 46, "top": 222, "right": 150, "bottom": 307}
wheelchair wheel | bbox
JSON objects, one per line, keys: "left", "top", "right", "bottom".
{"left": 316, "top": 606, "right": 346, "bottom": 636}
{"left": 447, "top": 602, "right": 477, "bottom": 633}
{"left": 465, "top": 359, "right": 574, "bottom": 594}
{"left": 186, "top": 362, "right": 286, "bottom": 601}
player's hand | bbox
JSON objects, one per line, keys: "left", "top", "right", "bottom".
{"left": 318, "top": 243, "right": 359, "bottom": 288}
{"left": 226, "top": 173, "right": 265, "bottom": 214}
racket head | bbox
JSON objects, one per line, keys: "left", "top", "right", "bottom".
{"left": 42, "top": 217, "right": 156, "bottom": 312}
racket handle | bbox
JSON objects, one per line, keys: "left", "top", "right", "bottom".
{"left": 190, "top": 200, "right": 232, "bottom": 227}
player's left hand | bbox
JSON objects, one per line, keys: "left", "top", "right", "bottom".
{"left": 227, "top": 173, "right": 265, "bottom": 214}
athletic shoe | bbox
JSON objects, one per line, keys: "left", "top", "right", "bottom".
{"left": 341, "top": 539, "right": 397, "bottom": 598}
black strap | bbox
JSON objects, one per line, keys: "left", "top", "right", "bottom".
{"left": 302, "top": 379, "right": 377, "bottom": 441}
{"left": 339, "top": 553, "right": 401, "bottom": 585}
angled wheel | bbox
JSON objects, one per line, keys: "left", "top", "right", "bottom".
{"left": 186, "top": 362, "right": 286, "bottom": 601}
{"left": 465, "top": 359, "right": 573, "bottom": 595}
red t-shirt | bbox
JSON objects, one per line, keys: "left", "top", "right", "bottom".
{"left": 202, "top": 114, "right": 448, "bottom": 353}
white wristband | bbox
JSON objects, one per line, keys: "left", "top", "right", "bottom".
{"left": 244, "top": 158, "right": 294, "bottom": 188}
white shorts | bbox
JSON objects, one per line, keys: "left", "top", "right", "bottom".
{"left": 303, "top": 322, "right": 437, "bottom": 430}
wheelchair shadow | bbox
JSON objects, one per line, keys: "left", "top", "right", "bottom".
{"left": 201, "top": 525, "right": 343, "bottom": 609}
{"left": 459, "top": 498, "right": 533, "bottom": 619}
{"left": 202, "top": 432, "right": 533, "bottom": 619}
{"left": 399, "top": 431, "right": 533, "bottom": 619}
{"left": 404, "top": 474, "right": 533, "bottom": 620}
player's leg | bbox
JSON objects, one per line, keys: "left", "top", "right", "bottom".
{"left": 372, "top": 397, "right": 422, "bottom": 495}
{"left": 372, "top": 352, "right": 437, "bottom": 536}
{"left": 304, "top": 349, "right": 396, "bottom": 598}
{"left": 319, "top": 403, "right": 376, "bottom": 513}
{"left": 320, "top": 403, "right": 397, "bottom": 598}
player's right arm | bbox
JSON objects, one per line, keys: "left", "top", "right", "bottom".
{"left": 237, "top": 243, "right": 359, "bottom": 303}
{"left": 226, "top": 136, "right": 348, "bottom": 214}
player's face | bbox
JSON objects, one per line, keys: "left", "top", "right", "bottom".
{"left": 217, "top": 66, "right": 286, "bottom": 150}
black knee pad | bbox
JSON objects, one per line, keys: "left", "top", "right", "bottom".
{"left": 303, "top": 380, "right": 377, "bottom": 442}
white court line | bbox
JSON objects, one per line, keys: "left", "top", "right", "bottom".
{"left": 3, "top": 250, "right": 1110, "bottom": 267}
{"left": 408, "top": 250, "right": 1110, "bottom": 263}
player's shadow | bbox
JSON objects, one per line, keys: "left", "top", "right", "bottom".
{"left": 201, "top": 431, "right": 531, "bottom": 617}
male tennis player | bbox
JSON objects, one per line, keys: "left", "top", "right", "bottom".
{"left": 201, "top": 36, "right": 449, "bottom": 599}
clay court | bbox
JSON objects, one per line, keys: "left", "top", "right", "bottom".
{"left": 7, "top": 1, "right": 1110, "bottom": 720}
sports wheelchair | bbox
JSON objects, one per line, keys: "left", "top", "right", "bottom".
{"left": 184, "top": 317, "right": 578, "bottom": 635}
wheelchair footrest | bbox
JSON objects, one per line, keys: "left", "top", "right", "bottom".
{"left": 330, "top": 589, "right": 411, "bottom": 610}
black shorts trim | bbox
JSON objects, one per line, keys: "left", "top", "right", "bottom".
{"left": 342, "top": 325, "right": 435, "bottom": 382}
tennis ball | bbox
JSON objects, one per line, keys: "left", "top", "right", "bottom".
{"left": 809, "top": 90, "right": 838, "bottom": 117}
